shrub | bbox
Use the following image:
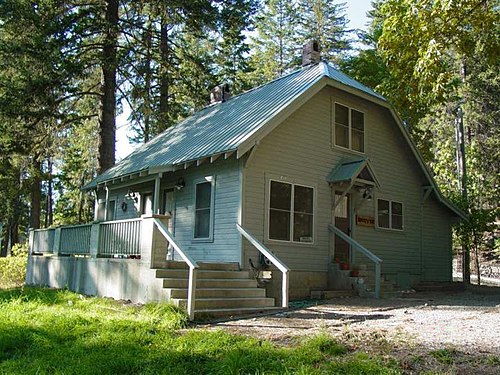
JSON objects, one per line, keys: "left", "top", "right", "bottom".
{"left": 0, "top": 243, "right": 28, "bottom": 289}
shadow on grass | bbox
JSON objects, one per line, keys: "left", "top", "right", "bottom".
{"left": 0, "top": 323, "right": 362, "bottom": 375}
{"left": 0, "top": 287, "right": 73, "bottom": 306}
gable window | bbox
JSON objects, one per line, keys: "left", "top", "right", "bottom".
{"left": 194, "top": 178, "right": 214, "bottom": 240}
{"left": 377, "top": 199, "right": 403, "bottom": 230}
{"left": 334, "top": 103, "right": 365, "bottom": 153}
{"left": 269, "top": 180, "right": 314, "bottom": 243}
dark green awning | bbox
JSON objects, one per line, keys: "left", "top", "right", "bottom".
{"left": 327, "top": 158, "right": 380, "bottom": 187}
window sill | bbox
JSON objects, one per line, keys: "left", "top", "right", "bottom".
{"left": 375, "top": 227, "right": 405, "bottom": 234}
{"left": 332, "top": 144, "right": 365, "bottom": 156}
{"left": 192, "top": 237, "right": 214, "bottom": 243}
{"left": 264, "top": 239, "right": 316, "bottom": 247}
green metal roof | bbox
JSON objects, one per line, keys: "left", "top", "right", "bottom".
{"left": 84, "top": 62, "right": 386, "bottom": 189}
{"left": 327, "top": 158, "right": 380, "bottom": 187}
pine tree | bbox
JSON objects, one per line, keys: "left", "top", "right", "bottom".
{"left": 249, "top": 0, "right": 298, "bottom": 83}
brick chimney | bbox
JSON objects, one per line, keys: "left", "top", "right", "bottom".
{"left": 302, "top": 40, "right": 321, "bottom": 66}
{"left": 210, "top": 83, "right": 231, "bottom": 104}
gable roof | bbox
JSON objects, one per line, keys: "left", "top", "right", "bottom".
{"left": 327, "top": 157, "right": 381, "bottom": 188}
{"left": 85, "top": 62, "right": 383, "bottom": 189}
{"left": 84, "top": 61, "right": 464, "bottom": 219}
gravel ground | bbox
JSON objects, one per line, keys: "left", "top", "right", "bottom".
{"left": 201, "top": 287, "right": 500, "bottom": 373}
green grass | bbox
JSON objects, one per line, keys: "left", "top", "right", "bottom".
{"left": 0, "top": 287, "right": 403, "bottom": 374}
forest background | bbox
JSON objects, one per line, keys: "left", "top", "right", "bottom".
{"left": 0, "top": 0, "right": 498, "bottom": 277}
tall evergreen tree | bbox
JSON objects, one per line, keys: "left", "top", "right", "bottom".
{"left": 249, "top": 0, "right": 298, "bottom": 83}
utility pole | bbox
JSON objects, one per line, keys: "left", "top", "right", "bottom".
{"left": 457, "top": 105, "right": 470, "bottom": 284}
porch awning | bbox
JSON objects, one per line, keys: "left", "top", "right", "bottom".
{"left": 326, "top": 158, "right": 381, "bottom": 188}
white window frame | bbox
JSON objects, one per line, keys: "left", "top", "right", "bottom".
{"left": 267, "top": 179, "right": 315, "bottom": 244}
{"left": 193, "top": 176, "right": 215, "bottom": 242}
{"left": 376, "top": 198, "right": 404, "bottom": 231}
{"left": 333, "top": 101, "right": 366, "bottom": 153}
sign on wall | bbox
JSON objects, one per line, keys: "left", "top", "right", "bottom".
{"left": 356, "top": 215, "right": 375, "bottom": 227}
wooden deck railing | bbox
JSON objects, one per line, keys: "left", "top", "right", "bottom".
{"left": 98, "top": 219, "right": 142, "bottom": 256}
{"left": 59, "top": 224, "right": 92, "bottom": 255}
{"left": 32, "top": 229, "right": 56, "bottom": 254}
{"left": 328, "top": 224, "right": 382, "bottom": 298}
{"left": 236, "top": 224, "right": 290, "bottom": 308}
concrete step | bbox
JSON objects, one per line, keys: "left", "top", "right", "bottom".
{"left": 173, "top": 297, "right": 275, "bottom": 310}
{"left": 156, "top": 269, "right": 251, "bottom": 279}
{"left": 169, "top": 287, "right": 266, "bottom": 299}
{"left": 163, "top": 278, "right": 258, "bottom": 289}
{"left": 158, "top": 260, "right": 189, "bottom": 269}
{"left": 197, "top": 262, "right": 240, "bottom": 271}
{"left": 194, "top": 307, "right": 283, "bottom": 319}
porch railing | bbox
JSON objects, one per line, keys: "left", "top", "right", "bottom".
{"left": 59, "top": 224, "right": 92, "bottom": 255}
{"left": 153, "top": 217, "right": 198, "bottom": 320}
{"left": 32, "top": 228, "right": 55, "bottom": 254}
{"left": 236, "top": 223, "right": 290, "bottom": 308}
{"left": 328, "top": 224, "right": 382, "bottom": 298}
{"left": 98, "top": 218, "right": 142, "bottom": 256}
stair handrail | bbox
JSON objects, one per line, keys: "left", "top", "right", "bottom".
{"left": 328, "top": 224, "right": 382, "bottom": 298}
{"left": 153, "top": 218, "right": 198, "bottom": 320}
{"left": 236, "top": 224, "right": 290, "bottom": 308}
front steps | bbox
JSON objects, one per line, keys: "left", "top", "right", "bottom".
{"left": 320, "top": 263, "right": 401, "bottom": 299}
{"left": 155, "top": 261, "right": 277, "bottom": 319}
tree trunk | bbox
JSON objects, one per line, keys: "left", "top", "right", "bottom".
{"left": 30, "top": 159, "right": 41, "bottom": 230}
{"left": 0, "top": 223, "right": 8, "bottom": 257}
{"left": 45, "top": 159, "right": 53, "bottom": 227}
{"left": 144, "top": 17, "right": 152, "bottom": 143}
{"left": 98, "top": 0, "right": 118, "bottom": 174}
{"left": 159, "top": 19, "right": 169, "bottom": 126}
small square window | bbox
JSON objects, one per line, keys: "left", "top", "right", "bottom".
{"left": 377, "top": 199, "right": 403, "bottom": 230}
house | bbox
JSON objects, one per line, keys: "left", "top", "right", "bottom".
{"left": 26, "top": 42, "right": 464, "bottom": 319}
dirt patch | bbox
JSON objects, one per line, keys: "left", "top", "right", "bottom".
{"left": 200, "top": 288, "right": 500, "bottom": 373}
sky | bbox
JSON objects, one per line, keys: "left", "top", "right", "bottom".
{"left": 115, "top": 0, "right": 374, "bottom": 160}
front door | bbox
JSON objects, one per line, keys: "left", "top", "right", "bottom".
{"left": 334, "top": 192, "right": 351, "bottom": 264}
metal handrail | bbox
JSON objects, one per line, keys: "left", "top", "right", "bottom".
{"left": 153, "top": 218, "right": 199, "bottom": 320}
{"left": 236, "top": 224, "right": 290, "bottom": 308}
{"left": 328, "top": 224, "right": 382, "bottom": 298}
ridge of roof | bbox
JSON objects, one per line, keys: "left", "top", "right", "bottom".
{"left": 83, "top": 62, "right": 387, "bottom": 190}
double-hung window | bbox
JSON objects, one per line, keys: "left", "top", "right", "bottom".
{"left": 269, "top": 180, "right": 314, "bottom": 243}
{"left": 334, "top": 102, "right": 365, "bottom": 153}
{"left": 194, "top": 178, "right": 214, "bottom": 240}
{"left": 377, "top": 199, "right": 403, "bottom": 230}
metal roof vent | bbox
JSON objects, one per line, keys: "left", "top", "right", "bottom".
{"left": 302, "top": 40, "right": 321, "bottom": 66}
{"left": 210, "top": 83, "right": 231, "bottom": 104}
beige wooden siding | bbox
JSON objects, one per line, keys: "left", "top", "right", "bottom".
{"left": 421, "top": 197, "right": 453, "bottom": 282}
{"left": 243, "top": 85, "right": 451, "bottom": 278}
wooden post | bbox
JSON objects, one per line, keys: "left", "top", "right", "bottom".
{"left": 139, "top": 215, "right": 155, "bottom": 267}
{"left": 89, "top": 223, "right": 101, "bottom": 258}
{"left": 153, "top": 173, "right": 162, "bottom": 214}
{"left": 375, "top": 263, "right": 381, "bottom": 299}
{"left": 187, "top": 267, "right": 197, "bottom": 320}
{"left": 282, "top": 271, "right": 289, "bottom": 308}
{"left": 53, "top": 228, "right": 61, "bottom": 256}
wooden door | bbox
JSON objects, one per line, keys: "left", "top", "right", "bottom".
{"left": 334, "top": 193, "right": 350, "bottom": 264}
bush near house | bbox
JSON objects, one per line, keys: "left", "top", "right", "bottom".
{"left": 0, "top": 243, "right": 28, "bottom": 289}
